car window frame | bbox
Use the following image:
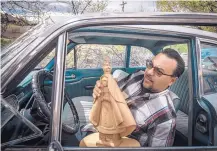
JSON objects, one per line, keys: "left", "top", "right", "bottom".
{"left": 60, "top": 29, "right": 195, "bottom": 148}
{"left": 55, "top": 31, "right": 200, "bottom": 149}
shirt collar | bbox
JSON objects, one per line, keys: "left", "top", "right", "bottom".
{"left": 145, "top": 89, "right": 169, "bottom": 100}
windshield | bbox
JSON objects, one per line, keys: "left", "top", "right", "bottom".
{"left": 1, "top": 20, "right": 55, "bottom": 68}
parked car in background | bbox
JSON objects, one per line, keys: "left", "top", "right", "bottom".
{"left": 202, "top": 56, "right": 217, "bottom": 70}
{"left": 1, "top": 13, "right": 217, "bottom": 151}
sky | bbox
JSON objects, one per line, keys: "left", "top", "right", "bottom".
{"left": 1, "top": 0, "right": 157, "bottom": 22}
{"left": 45, "top": 0, "right": 157, "bottom": 22}
{"left": 105, "top": 0, "right": 156, "bottom": 12}
{"left": 44, "top": 0, "right": 157, "bottom": 13}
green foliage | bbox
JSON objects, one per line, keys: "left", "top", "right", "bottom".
{"left": 164, "top": 44, "right": 188, "bottom": 53}
{"left": 87, "top": 0, "right": 108, "bottom": 13}
{"left": 1, "top": 38, "right": 12, "bottom": 48}
{"left": 157, "top": 0, "right": 217, "bottom": 33}
{"left": 157, "top": 0, "right": 217, "bottom": 13}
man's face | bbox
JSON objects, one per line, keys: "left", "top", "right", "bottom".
{"left": 143, "top": 53, "right": 177, "bottom": 92}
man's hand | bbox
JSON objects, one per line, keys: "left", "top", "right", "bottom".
{"left": 92, "top": 78, "right": 118, "bottom": 99}
{"left": 93, "top": 80, "right": 103, "bottom": 99}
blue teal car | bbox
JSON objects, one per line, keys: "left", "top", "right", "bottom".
{"left": 1, "top": 13, "right": 217, "bottom": 151}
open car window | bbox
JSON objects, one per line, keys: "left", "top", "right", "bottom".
{"left": 164, "top": 43, "right": 189, "bottom": 66}
{"left": 66, "top": 44, "right": 126, "bottom": 69}
{"left": 77, "top": 44, "right": 126, "bottom": 68}
{"left": 130, "top": 46, "right": 153, "bottom": 67}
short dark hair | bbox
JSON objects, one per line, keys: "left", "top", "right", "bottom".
{"left": 161, "top": 48, "right": 185, "bottom": 78}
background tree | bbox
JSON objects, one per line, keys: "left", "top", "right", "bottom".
{"left": 1, "top": 1, "right": 47, "bottom": 28}
{"left": 157, "top": 0, "right": 217, "bottom": 33}
{"left": 1, "top": 0, "right": 108, "bottom": 48}
{"left": 60, "top": 0, "right": 108, "bottom": 14}
{"left": 1, "top": 0, "right": 108, "bottom": 33}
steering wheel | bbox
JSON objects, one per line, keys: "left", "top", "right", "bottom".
{"left": 31, "top": 70, "right": 79, "bottom": 134}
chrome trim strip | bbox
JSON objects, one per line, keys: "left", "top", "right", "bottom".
{"left": 50, "top": 32, "right": 67, "bottom": 142}
{"left": 197, "top": 38, "right": 204, "bottom": 97}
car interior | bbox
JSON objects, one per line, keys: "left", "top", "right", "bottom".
{"left": 1, "top": 26, "right": 217, "bottom": 149}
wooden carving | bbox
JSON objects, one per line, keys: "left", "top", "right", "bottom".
{"left": 80, "top": 58, "right": 140, "bottom": 147}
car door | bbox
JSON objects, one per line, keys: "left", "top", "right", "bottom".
{"left": 193, "top": 39, "right": 217, "bottom": 146}
{"left": 64, "top": 44, "right": 127, "bottom": 99}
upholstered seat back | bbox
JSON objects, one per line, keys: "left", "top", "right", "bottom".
{"left": 170, "top": 70, "right": 189, "bottom": 114}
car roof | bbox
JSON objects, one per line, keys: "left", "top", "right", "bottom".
{"left": 48, "top": 12, "right": 217, "bottom": 39}
{"left": 2, "top": 13, "right": 217, "bottom": 57}
{"left": 68, "top": 25, "right": 216, "bottom": 51}
{"left": 122, "top": 25, "right": 217, "bottom": 38}
{"left": 53, "top": 12, "right": 217, "bottom": 36}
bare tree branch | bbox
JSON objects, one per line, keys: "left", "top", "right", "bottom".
{"left": 71, "top": 1, "right": 78, "bottom": 14}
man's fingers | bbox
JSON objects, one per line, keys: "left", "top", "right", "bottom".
{"left": 96, "top": 80, "right": 103, "bottom": 88}
{"left": 93, "top": 93, "right": 96, "bottom": 99}
{"left": 92, "top": 80, "right": 103, "bottom": 99}
{"left": 94, "top": 86, "right": 101, "bottom": 94}
{"left": 93, "top": 89, "right": 100, "bottom": 97}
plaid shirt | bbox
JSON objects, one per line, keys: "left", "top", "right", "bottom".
{"left": 82, "top": 70, "right": 178, "bottom": 147}
{"left": 115, "top": 70, "right": 178, "bottom": 147}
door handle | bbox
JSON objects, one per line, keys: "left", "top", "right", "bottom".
{"left": 65, "top": 74, "right": 76, "bottom": 79}
{"left": 85, "top": 85, "right": 94, "bottom": 90}
{"left": 196, "top": 113, "right": 208, "bottom": 134}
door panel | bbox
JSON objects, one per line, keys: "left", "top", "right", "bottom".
{"left": 65, "top": 68, "right": 127, "bottom": 99}
{"left": 65, "top": 69, "right": 102, "bottom": 83}
{"left": 65, "top": 69, "right": 101, "bottom": 99}
{"left": 194, "top": 95, "right": 217, "bottom": 146}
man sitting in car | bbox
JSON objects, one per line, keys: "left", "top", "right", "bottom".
{"left": 90, "top": 48, "right": 185, "bottom": 147}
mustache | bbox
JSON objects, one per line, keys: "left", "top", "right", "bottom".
{"left": 144, "top": 73, "right": 153, "bottom": 82}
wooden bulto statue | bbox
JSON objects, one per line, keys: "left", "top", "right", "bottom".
{"left": 80, "top": 59, "right": 140, "bottom": 147}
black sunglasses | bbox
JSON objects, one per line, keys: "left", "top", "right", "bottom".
{"left": 146, "top": 60, "right": 174, "bottom": 77}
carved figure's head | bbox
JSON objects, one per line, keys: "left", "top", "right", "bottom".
{"left": 102, "top": 58, "right": 112, "bottom": 74}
